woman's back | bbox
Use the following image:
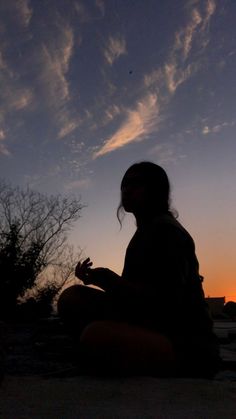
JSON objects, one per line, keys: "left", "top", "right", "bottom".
{"left": 122, "top": 213, "right": 213, "bottom": 338}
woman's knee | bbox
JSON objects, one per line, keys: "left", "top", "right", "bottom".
{"left": 80, "top": 320, "right": 115, "bottom": 346}
{"left": 79, "top": 321, "right": 176, "bottom": 375}
{"left": 57, "top": 285, "right": 109, "bottom": 327}
{"left": 57, "top": 285, "right": 81, "bottom": 317}
{"left": 80, "top": 320, "right": 175, "bottom": 354}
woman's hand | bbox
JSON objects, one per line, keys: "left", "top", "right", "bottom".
{"left": 75, "top": 257, "right": 93, "bottom": 282}
{"left": 75, "top": 258, "right": 120, "bottom": 289}
{"left": 86, "top": 267, "right": 120, "bottom": 289}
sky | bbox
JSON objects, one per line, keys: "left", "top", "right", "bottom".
{"left": 0, "top": 0, "right": 236, "bottom": 301}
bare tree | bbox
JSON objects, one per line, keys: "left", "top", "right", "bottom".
{"left": 0, "top": 179, "right": 84, "bottom": 318}
{"left": 23, "top": 244, "right": 84, "bottom": 315}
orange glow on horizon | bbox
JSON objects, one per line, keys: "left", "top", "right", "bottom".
{"left": 202, "top": 270, "right": 236, "bottom": 302}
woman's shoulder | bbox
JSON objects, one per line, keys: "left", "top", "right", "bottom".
{"left": 152, "top": 213, "right": 184, "bottom": 229}
{"left": 151, "top": 214, "right": 194, "bottom": 244}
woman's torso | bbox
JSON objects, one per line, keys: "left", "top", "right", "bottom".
{"left": 122, "top": 214, "right": 213, "bottom": 338}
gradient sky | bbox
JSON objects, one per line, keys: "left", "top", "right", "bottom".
{"left": 0, "top": 0, "right": 236, "bottom": 300}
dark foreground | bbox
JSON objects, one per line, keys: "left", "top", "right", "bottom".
{"left": 1, "top": 375, "right": 236, "bottom": 419}
{"left": 1, "top": 318, "right": 236, "bottom": 418}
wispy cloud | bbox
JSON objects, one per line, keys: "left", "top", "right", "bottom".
{"left": 74, "top": 2, "right": 90, "bottom": 23}
{"left": 95, "top": 0, "right": 105, "bottom": 17}
{"left": 74, "top": 0, "right": 105, "bottom": 23}
{"left": 40, "top": 25, "right": 74, "bottom": 103}
{"left": 165, "top": 62, "right": 194, "bottom": 93}
{"left": 95, "top": 0, "right": 217, "bottom": 159}
{"left": 102, "top": 104, "right": 122, "bottom": 126}
{"left": 93, "top": 94, "right": 159, "bottom": 158}
{"left": 10, "top": 89, "right": 33, "bottom": 111}
{"left": 0, "top": 130, "right": 10, "bottom": 156}
{"left": 0, "top": 4, "right": 35, "bottom": 124}
{"left": 144, "top": 68, "right": 164, "bottom": 88}
{"left": 0, "top": 130, "right": 5, "bottom": 140}
{"left": 141, "top": 0, "right": 218, "bottom": 125}
{"left": 36, "top": 23, "right": 78, "bottom": 138}
{"left": 205, "top": 0, "right": 216, "bottom": 22}
{"left": 0, "top": 0, "right": 32, "bottom": 27}
{"left": 148, "top": 143, "right": 186, "bottom": 165}
{"left": 202, "top": 120, "right": 235, "bottom": 135}
{"left": 0, "top": 56, "right": 34, "bottom": 117}
{"left": 0, "top": 143, "right": 10, "bottom": 156}
{"left": 202, "top": 125, "right": 210, "bottom": 135}
{"left": 17, "top": 0, "right": 32, "bottom": 27}
{"left": 174, "top": 0, "right": 216, "bottom": 60}
{"left": 144, "top": 57, "right": 197, "bottom": 94}
{"left": 104, "top": 35, "right": 127, "bottom": 65}
{"left": 184, "top": 8, "right": 202, "bottom": 55}
{"left": 58, "top": 119, "right": 79, "bottom": 138}
{"left": 145, "top": 0, "right": 216, "bottom": 95}
{"left": 0, "top": 51, "right": 8, "bottom": 71}
{"left": 174, "top": 8, "right": 202, "bottom": 60}
{"left": 64, "top": 178, "right": 91, "bottom": 191}
{"left": 164, "top": 1, "right": 216, "bottom": 93}
{"left": 0, "top": 13, "right": 76, "bottom": 146}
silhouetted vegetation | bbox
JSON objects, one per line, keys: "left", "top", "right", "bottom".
{"left": 16, "top": 285, "right": 59, "bottom": 320}
{"left": 0, "top": 179, "right": 83, "bottom": 320}
{"left": 18, "top": 244, "right": 83, "bottom": 319}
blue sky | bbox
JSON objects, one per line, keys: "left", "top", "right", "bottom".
{"left": 0, "top": 0, "right": 236, "bottom": 299}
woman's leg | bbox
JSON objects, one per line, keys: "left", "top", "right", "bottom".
{"left": 57, "top": 285, "right": 112, "bottom": 334}
{"left": 80, "top": 320, "right": 176, "bottom": 376}
{"left": 58, "top": 286, "right": 176, "bottom": 376}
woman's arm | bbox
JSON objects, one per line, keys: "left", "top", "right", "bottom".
{"left": 75, "top": 258, "right": 146, "bottom": 296}
{"left": 75, "top": 259, "right": 121, "bottom": 290}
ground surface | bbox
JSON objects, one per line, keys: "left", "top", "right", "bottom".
{"left": 0, "top": 318, "right": 236, "bottom": 418}
{"left": 1, "top": 375, "right": 236, "bottom": 419}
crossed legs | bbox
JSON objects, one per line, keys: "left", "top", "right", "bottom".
{"left": 57, "top": 285, "right": 175, "bottom": 376}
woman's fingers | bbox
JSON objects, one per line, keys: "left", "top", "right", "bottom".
{"left": 75, "top": 258, "right": 93, "bottom": 280}
{"left": 83, "top": 258, "right": 93, "bottom": 269}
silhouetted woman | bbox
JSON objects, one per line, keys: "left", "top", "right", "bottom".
{"left": 58, "top": 162, "right": 220, "bottom": 377}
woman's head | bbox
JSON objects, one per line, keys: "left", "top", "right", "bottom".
{"left": 118, "top": 162, "right": 172, "bottom": 223}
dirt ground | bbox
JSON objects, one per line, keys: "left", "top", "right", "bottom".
{"left": 1, "top": 318, "right": 236, "bottom": 418}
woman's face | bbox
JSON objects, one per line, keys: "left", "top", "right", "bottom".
{"left": 121, "top": 170, "right": 147, "bottom": 214}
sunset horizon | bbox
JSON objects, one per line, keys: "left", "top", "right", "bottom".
{"left": 0, "top": 0, "right": 235, "bottom": 304}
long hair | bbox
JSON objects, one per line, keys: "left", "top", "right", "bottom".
{"left": 117, "top": 161, "right": 175, "bottom": 226}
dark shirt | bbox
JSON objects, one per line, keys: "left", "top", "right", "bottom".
{"left": 121, "top": 213, "right": 213, "bottom": 338}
